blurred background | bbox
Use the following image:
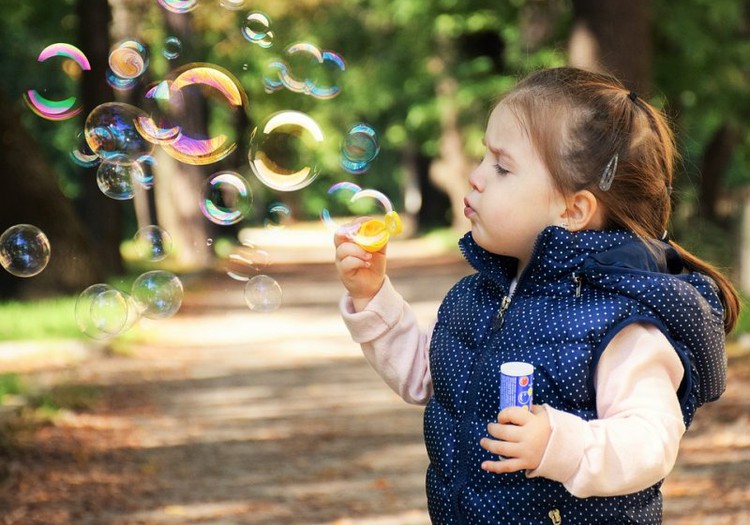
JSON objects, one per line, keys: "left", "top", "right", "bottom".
{"left": 0, "top": 0, "right": 748, "bottom": 524}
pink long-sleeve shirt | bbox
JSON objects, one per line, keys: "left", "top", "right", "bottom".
{"left": 341, "top": 276, "right": 686, "bottom": 498}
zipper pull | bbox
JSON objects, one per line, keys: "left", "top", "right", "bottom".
{"left": 492, "top": 295, "right": 512, "bottom": 331}
{"left": 572, "top": 273, "right": 583, "bottom": 298}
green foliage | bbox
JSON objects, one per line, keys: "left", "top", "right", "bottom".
{"left": 0, "top": 373, "right": 24, "bottom": 403}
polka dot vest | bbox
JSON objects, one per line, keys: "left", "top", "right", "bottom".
{"left": 424, "top": 227, "right": 726, "bottom": 525}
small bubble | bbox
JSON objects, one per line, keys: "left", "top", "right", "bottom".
{"left": 163, "top": 36, "right": 183, "bottom": 60}
{"left": 133, "top": 225, "right": 173, "bottom": 262}
{"left": 243, "top": 274, "right": 282, "bottom": 312}
{"left": 131, "top": 270, "right": 184, "bottom": 320}
{"left": 0, "top": 224, "right": 51, "bottom": 278}
{"left": 199, "top": 171, "right": 253, "bottom": 226}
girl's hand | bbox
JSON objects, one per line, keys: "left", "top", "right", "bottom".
{"left": 479, "top": 405, "right": 551, "bottom": 474}
{"left": 334, "top": 220, "right": 387, "bottom": 309}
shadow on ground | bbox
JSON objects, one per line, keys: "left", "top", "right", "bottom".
{"left": 1, "top": 254, "right": 749, "bottom": 524}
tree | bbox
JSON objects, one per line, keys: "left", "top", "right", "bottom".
{"left": 0, "top": 89, "right": 99, "bottom": 299}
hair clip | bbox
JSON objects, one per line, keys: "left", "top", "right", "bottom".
{"left": 598, "top": 153, "right": 618, "bottom": 191}
{"left": 628, "top": 91, "right": 638, "bottom": 102}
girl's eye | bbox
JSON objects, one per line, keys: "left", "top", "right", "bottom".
{"left": 494, "top": 164, "right": 510, "bottom": 176}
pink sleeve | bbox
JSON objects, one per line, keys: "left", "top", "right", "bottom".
{"left": 527, "top": 322, "right": 686, "bottom": 497}
{"left": 340, "top": 276, "right": 433, "bottom": 405}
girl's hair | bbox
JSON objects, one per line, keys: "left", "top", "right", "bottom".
{"left": 501, "top": 67, "right": 739, "bottom": 333}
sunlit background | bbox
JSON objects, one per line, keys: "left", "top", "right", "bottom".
{"left": 0, "top": 1, "right": 749, "bottom": 523}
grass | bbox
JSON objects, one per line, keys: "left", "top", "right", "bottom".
{"left": 0, "top": 297, "right": 83, "bottom": 341}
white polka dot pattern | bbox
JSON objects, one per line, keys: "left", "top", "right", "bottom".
{"left": 423, "top": 227, "right": 727, "bottom": 524}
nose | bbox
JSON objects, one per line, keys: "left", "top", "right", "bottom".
{"left": 468, "top": 164, "right": 484, "bottom": 191}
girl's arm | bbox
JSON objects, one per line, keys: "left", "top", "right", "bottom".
{"left": 340, "top": 276, "right": 434, "bottom": 405}
{"left": 526, "top": 322, "right": 686, "bottom": 497}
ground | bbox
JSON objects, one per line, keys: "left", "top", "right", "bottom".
{"left": 0, "top": 239, "right": 748, "bottom": 524}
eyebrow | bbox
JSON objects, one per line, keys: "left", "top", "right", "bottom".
{"left": 481, "top": 137, "right": 516, "bottom": 166}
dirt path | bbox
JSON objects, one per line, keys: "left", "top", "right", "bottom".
{"left": 1, "top": 255, "right": 749, "bottom": 524}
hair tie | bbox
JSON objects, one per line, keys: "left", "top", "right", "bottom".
{"left": 628, "top": 91, "right": 638, "bottom": 102}
{"left": 598, "top": 153, "right": 618, "bottom": 191}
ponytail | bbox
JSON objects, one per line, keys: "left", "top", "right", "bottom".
{"left": 668, "top": 240, "right": 740, "bottom": 334}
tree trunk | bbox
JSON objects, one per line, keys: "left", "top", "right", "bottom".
{"left": 150, "top": 9, "right": 214, "bottom": 270}
{"left": 568, "top": 0, "right": 652, "bottom": 94}
{"left": 0, "top": 90, "right": 99, "bottom": 299}
{"left": 699, "top": 122, "right": 740, "bottom": 223}
{"left": 77, "top": 0, "right": 125, "bottom": 276}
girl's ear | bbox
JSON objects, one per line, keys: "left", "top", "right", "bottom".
{"left": 563, "top": 190, "right": 604, "bottom": 231}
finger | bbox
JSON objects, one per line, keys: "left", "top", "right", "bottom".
{"left": 336, "top": 254, "right": 371, "bottom": 274}
{"left": 481, "top": 458, "right": 526, "bottom": 474}
{"left": 479, "top": 437, "right": 522, "bottom": 458}
{"left": 336, "top": 242, "right": 372, "bottom": 263}
{"left": 486, "top": 423, "right": 523, "bottom": 443}
{"left": 497, "top": 406, "right": 534, "bottom": 426}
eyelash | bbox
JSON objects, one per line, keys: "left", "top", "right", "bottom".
{"left": 494, "top": 164, "right": 509, "bottom": 176}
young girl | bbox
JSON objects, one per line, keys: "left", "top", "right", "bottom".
{"left": 334, "top": 67, "right": 739, "bottom": 525}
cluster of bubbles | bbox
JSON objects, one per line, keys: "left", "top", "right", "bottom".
{"left": 19, "top": 1, "right": 396, "bottom": 337}
{"left": 264, "top": 42, "right": 346, "bottom": 100}
{"left": 75, "top": 270, "right": 183, "bottom": 340}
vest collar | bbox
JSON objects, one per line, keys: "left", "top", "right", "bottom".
{"left": 458, "top": 226, "right": 651, "bottom": 290}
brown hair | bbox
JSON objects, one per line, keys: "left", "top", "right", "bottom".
{"left": 500, "top": 67, "right": 739, "bottom": 333}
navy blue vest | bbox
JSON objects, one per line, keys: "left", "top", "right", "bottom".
{"left": 425, "top": 227, "right": 726, "bottom": 525}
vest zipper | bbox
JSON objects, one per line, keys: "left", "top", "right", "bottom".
{"left": 491, "top": 295, "right": 512, "bottom": 331}
{"left": 572, "top": 272, "right": 583, "bottom": 298}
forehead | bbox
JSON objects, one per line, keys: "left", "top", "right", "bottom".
{"left": 485, "top": 102, "right": 533, "bottom": 151}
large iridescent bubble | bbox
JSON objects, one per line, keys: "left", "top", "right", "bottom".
{"left": 244, "top": 274, "right": 282, "bottom": 312}
{"left": 158, "top": 64, "right": 248, "bottom": 165}
{"left": 249, "top": 110, "right": 324, "bottom": 191}
{"left": 24, "top": 43, "right": 91, "bottom": 121}
{"left": 75, "top": 284, "right": 140, "bottom": 340}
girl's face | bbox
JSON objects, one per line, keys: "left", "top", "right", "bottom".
{"left": 464, "top": 102, "right": 567, "bottom": 271}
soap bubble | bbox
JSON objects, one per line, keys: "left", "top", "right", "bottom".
{"left": 96, "top": 156, "right": 140, "bottom": 200}
{"left": 131, "top": 270, "right": 183, "bottom": 320}
{"left": 75, "top": 284, "right": 140, "bottom": 340}
{"left": 24, "top": 43, "right": 91, "bottom": 121}
{"left": 265, "top": 43, "right": 345, "bottom": 99}
{"left": 133, "top": 225, "right": 173, "bottom": 262}
{"left": 70, "top": 137, "right": 100, "bottom": 168}
{"left": 85, "top": 102, "right": 155, "bottom": 161}
{"left": 106, "top": 67, "right": 140, "bottom": 91}
{"left": 341, "top": 123, "right": 380, "bottom": 174}
{"left": 243, "top": 274, "right": 282, "bottom": 312}
{"left": 0, "top": 224, "right": 51, "bottom": 278}
{"left": 219, "top": 0, "right": 245, "bottom": 9}
{"left": 242, "top": 12, "right": 274, "bottom": 48}
{"left": 109, "top": 40, "right": 148, "bottom": 80}
{"left": 225, "top": 243, "right": 272, "bottom": 281}
{"left": 199, "top": 171, "right": 253, "bottom": 226}
{"left": 160, "top": 64, "right": 248, "bottom": 165}
{"left": 346, "top": 189, "right": 397, "bottom": 250}
{"left": 163, "top": 36, "right": 182, "bottom": 60}
{"left": 133, "top": 80, "right": 183, "bottom": 146}
{"left": 264, "top": 202, "right": 291, "bottom": 229}
{"left": 249, "top": 110, "right": 324, "bottom": 191}
{"left": 320, "top": 182, "right": 363, "bottom": 232}
{"left": 157, "top": 0, "right": 197, "bottom": 14}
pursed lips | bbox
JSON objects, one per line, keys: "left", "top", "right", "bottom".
{"left": 463, "top": 197, "right": 476, "bottom": 218}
